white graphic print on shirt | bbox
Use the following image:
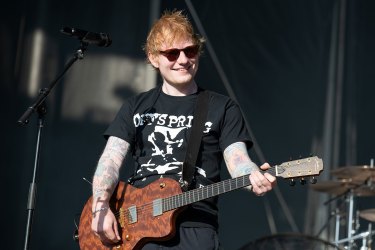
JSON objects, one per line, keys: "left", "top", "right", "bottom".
{"left": 133, "top": 112, "right": 212, "bottom": 180}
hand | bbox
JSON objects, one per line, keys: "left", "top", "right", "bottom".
{"left": 249, "top": 163, "right": 277, "bottom": 196}
{"left": 91, "top": 205, "right": 121, "bottom": 244}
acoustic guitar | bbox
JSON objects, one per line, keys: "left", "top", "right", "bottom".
{"left": 78, "top": 156, "right": 323, "bottom": 250}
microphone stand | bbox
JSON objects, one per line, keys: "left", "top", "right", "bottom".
{"left": 18, "top": 41, "right": 88, "bottom": 250}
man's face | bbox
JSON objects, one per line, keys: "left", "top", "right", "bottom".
{"left": 149, "top": 40, "right": 199, "bottom": 88}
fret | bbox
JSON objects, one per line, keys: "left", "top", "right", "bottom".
{"left": 181, "top": 192, "right": 185, "bottom": 206}
{"left": 178, "top": 194, "right": 181, "bottom": 208}
{"left": 188, "top": 189, "right": 191, "bottom": 204}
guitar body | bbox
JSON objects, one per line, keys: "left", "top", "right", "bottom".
{"left": 78, "top": 178, "right": 183, "bottom": 250}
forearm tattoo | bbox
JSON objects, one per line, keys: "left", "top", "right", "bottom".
{"left": 224, "top": 142, "right": 259, "bottom": 178}
{"left": 92, "top": 136, "right": 130, "bottom": 203}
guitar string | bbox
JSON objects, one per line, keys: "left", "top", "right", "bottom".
{"left": 110, "top": 175, "right": 252, "bottom": 221}
{"left": 101, "top": 161, "right": 314, "bottom": 223}
{"left": 110, "top": 164, "right": 278, "bottom": 218}
{"left": 112, "top": 174, "right": 259, "bottom": 220}
{"left": 111, "top": 166, "right": 283, "bottom": 220}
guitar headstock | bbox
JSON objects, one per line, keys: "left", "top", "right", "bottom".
{"left": 275, "top": 156, "right": 323, "bottom": 182}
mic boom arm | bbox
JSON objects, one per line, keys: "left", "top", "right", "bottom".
{"left": 61, "top": 27, "right": 112, "bottom": 47}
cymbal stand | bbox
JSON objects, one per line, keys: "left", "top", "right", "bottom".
{"left": 334, "top": 192, "right": 374, "bottom": 250}
{"left": 335, "top": 207, "right": 341, "bottom": 243}
{"left": 347, "top": 189, "right": 355, "bottom": 249}
{"left": 333, "top": 190, "right": 356, "bottom": 249}
{"left": 366, "top": 223, "right": 372, "bottom": 250}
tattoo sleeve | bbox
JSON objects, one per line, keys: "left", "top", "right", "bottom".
{"left": 92, "top": 136, "right": 130, "bottom": 206}
{"left": 223, "top": 142, "right": 259, "bottom": 178}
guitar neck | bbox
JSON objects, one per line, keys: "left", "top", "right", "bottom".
{"left": 162, "top": 168, "right": 276, "bottom": 212}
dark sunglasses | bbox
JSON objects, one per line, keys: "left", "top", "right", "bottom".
{"left": 159, "top": 45, "right": 199, "bottom": 61}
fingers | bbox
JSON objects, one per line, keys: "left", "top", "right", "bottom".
{"left": 113, "top": 220, "right": 121, "bottom": 241}
{"left": 92, "top": 210, "right": 121, "bottom": 244}
{"left": 259, "top": 163, "right": 271, "bottom": 170}
{"left": 249, "top": 166, "right": 276, "bottom": 196}
{"left": 258, "top": 163, "right": 277, "bottom": 185}
{"left": 264, "top": 172, "right": 277, "bottom": 187}
{"left": 94, "top": 224, "right": 120, "bottom": 244}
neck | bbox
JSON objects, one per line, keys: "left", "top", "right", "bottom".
{"left": 162, "top": 81, "right": 198, "bottom": 96}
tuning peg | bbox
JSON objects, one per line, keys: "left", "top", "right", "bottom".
{"left": 310, "top": 177, "right": 317, "bottom": 184}
{"left": 289, "top": 179, "right": 296, "bottom": 186}
{"left": 300, "top": 178, "right": 307, "bottom": 185}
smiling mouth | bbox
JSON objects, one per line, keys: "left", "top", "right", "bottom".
{"left": 174, "top": 66, "right": 191, "bottom": 71}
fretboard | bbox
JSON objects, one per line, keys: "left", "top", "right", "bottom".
{"left": 162, "top": 167, "right": 276, "bottom": 212}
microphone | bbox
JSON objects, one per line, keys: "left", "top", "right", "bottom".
{"left": 60, "top": 27, "right": 112, "bottom": 47}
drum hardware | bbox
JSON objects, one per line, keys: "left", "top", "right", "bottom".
{"left": 347, "top": 189, "right": 355, "bottom": 249}
{"left": 333, "top": 223, "right": 373, "bottom": 250}
{"left": 310, "top": 161, "right": 375, "bottom": 250}
{"left": 334, "top": 231, "right": 370, "bottom": 244}
{"left": 334, "top": 207, "right": 354, "bottom": 245}
{"left": 314, "top": 195, "right": 347, "bottom": 242}
{"left": 241, "top": 233, "right": 343, "bottom": 249}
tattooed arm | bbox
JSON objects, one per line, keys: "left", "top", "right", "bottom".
{"left": 223, "top": 142, "right": 276, "bottom": 195}
{"left": 91, "top": 136, "right": 130, "bottom": 243}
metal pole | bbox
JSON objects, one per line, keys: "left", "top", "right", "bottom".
{"left": 347, "top": 191, "right": 354, "bottom": 250}
{"left": 23, "top": 109, "right": 45, "bottom": 250}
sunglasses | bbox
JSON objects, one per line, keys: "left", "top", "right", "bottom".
{"left": 159, "top": 45, "right": 199, "bottom": 61}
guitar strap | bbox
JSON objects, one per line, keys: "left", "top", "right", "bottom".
{"left": 180, "top": 89, "right": 210, "bottom": 191}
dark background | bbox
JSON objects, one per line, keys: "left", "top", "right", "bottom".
{"left": 2, "top": 0, "right": 375, "bottom": 249}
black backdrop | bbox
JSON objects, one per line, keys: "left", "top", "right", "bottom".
{"left": 2, "top": 0, "right": 375, "bottom": 249}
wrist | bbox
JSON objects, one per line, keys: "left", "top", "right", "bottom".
{"left": 92, "top": 206, "right": 109, "bottom": 216}
{"left": 92, "top": 198, "right": 109, "bottom": 211}
{"left": 233, "top": 163, "right": 259, "bottom": 177}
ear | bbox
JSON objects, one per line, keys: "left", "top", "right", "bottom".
{"left": 148, "top": 53, "right": 159, "bottom": 68}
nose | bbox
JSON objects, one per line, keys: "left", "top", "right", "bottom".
{"left": 176, "top": 51, "right": 189, "bottom": 64}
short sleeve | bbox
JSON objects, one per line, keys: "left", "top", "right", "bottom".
{"left": 219, "top": 100, "right": 253, "bottom": 151}
{"left": 103, "top": 100, "right": 135, "bottom": 145}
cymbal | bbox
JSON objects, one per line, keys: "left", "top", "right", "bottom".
{"left": 359, "top": 208, "right": 375, "bottom": 222}
{"left": 353, "top": 185, "right": 375, "bottom": 197}
{"left": 331, "top": 165, "right": 375, "bottom": 181}
{"left": 310, "top": 179, "right": 361, "bottom": 195}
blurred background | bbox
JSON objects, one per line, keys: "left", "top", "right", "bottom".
{"left": 2, "top": 0, "right": 375, "bottom": 249}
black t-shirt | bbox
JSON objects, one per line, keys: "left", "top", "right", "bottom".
{"left": 104, "top": 86, "right": 252, "bottom": 229}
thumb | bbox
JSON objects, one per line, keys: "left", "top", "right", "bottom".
{"left": 113, "top": 222, "right": 121, "bottom": 240}
{"left": 260, "top": 163, "right": 271, "bottom": 170}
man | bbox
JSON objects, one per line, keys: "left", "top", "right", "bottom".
{"left": 91, "top": 10, "right": 276, "bottom": 249}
